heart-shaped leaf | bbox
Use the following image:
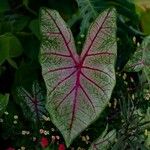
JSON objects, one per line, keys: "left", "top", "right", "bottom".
{"left": 0, "top": 33, "right": 23, "bottom": 65}
{"left": 40, "top": 8, "right": 117, "bottom": 146}
{"left": 17, "top": 81, "right": 46, "bottom": 122}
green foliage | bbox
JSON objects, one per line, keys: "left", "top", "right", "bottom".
{"left": 125, "top": 36, "right": 150, "bottom": 72}
{"left": 29, "top": 19, "right": 40, "bottom": 40}
{"left": 0, "top": 0, "right": 9, "bottom": 13}
{"left": 76, "top": 0, "right": 98, "bottom": 34}
{"left": 0, "top": 0, "right": 149, "bottom": 149}
{"left": 0, "top": 33, "right": 23, "bottom": 67}
{"left": 17, "top": 81, "right": 46, "bottom": 122}
{"left": 0, "top": 94, "right": 9, "bottom": 117}
{"left": 125, "top": 36, "right": 150, "bottom": 88}
{"left": 134, "top": 0, "right": 150, "bottom": 34}
{"left": 89, "top": 126, "right": 116, "bottom": 150}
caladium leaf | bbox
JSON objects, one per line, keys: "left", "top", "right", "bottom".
{"left": 17, "top": 81, "right": 46, "bottom": 122}
{"left": 40, "top": 8, "right": 117, "bottom": 146}
{"left": 88, "top": 127, "right": 116, "bottom": 150}
{"left": 124, "top": 36, "right": 150, "bottom": 84}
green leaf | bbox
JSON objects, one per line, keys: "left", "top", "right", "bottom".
{"left": 0, "top": 94, "right": 9, "bottom": 117}
{"left": 40, "top": 8, "right": 117, "bottom": 147}
{"left": 0, "top": 33, "right": 23, "bottom": 65}
{"left": 29, "top": 19, "right": 40, "bottom": 39}
{"left": 13, "top": 62, "right": 39, "bottom": 89}
{"left": 12, "top": 15, "right": 30, "bottom": 32}
{"left": 76, "top": 0, "right": 98, "bottom": 34}
{"left": 134, "top": 0, "right": 150, "bottom": 34}
{"left": 0, "top": 15, "right": 29, "bottom": 33}
{"left": 16, "top": 81, "right": 46, "bottom": 122}
{"left": 7, "top": 58, "right": 18, "bottom": 69}
{"left": 23, "top": 0, "right": 29, "bottom": 7}
{"left": 0, "top": 0, "right": 9, "bottom": 13}
{"left": 124, "top": 36, "right": 150, "bottom": 84}
{"left": 145, "top": 132, "right": 150, "bottom": 148}
{"left": 141, "top": 10, "right": 150, "bottom": 35}
{"left": 88, "top": 128, "right": 116, "bottom": 150}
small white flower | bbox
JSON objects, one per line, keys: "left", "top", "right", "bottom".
{"left": 45, "top": 130, "right": 50, "bottom": 135}
{"left": 4, "top": 111, "right": 9, "bottom": 115}
{"left": 21, "top": 146, "right": 25, "bottom": 150}
{"left": 137, "top": 42, "right": 140, "bottom": 47}
{"left": 144, "top": 129, "right": 148, "bottom": 136}
{"left": 33, "top": 137, "right": 36, "bottom": 141}
{"left": 132, "top": 94, "right": 135, "bottom": 100}
{"left": 51, "top": 128, "right": 55, "bottom": 132}
{"left": 42, "top": 115, "right": 50, "bottom": 121}
{"left": 80, "top": 34, "right": 85, "bottom": 38}
{"left": 13, "top": 120, "right": 17, "bottom": 124}
{"left": 77, "top": 41, "right": 81, "bottom": 45}
{"left": 22, "top": 130, "right": 26, "bottom": 135}
{"left": 39, "top": 129, "right": 44, "bottom": 134}
{"left": 51, "top": 135, "right": 56, "bottom": 143}
{"left": 133, "top": 36, "right": 136, "bottom": 43}
{"left": 0, "top": 118, "right": 3, "bottom": 123}
{"left": 123, "top": 73, "right": 127, "bottom": 80}
{"left": 55, "top": 135, "right": 60, "bottom": 140}
{"left": 26, "top": 131, "right": 30, "bottom": 135}
{"left": 130, "top": 77, "right": 134, "bottom": 83}
{"left": 14, "top": 115, "right": 18, "bottom": 119}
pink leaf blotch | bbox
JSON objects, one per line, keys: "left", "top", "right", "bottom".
{"left": 40, "top": 8, "right": 117, "bottom": 147}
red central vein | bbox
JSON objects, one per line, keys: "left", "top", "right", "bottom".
{"left": 70, "top": 68, "right": 81, "bottom": 129}
{"left": 42, "top": 52, "right": 71, "bottom": 57}
{"left": 50, "top": 70, "right": 77, "bottom": 94}
{"left": 81, "top": 10, "right": 111, "bottom": 63}
{"left": 33, "top": 84, "right": 39, "bottom": 121}
{"left": 46, "top": 10, "right": 77, "bottom": 65}
{"left": 43, "top": 9, "right": 114, "bottom": 131}
{"left": 82, "top": 66, "right": 113, "bottom": 79}
{"left": 43, "top": 66, "right": 75, "bottom": 75}
{"left": 21, "top": 88, "right": 39, "bottom": 120}
{"left": 79, "top": 84, "right": 95, "bottom": 111}
{"left": 87, "top": 52, "right": 114, "bottom": 56}
{"left": 128, "top": 61, "right": 144, "bottom": 69}
{"left": 81, "top": 72, "right": 106, "bottom": 95}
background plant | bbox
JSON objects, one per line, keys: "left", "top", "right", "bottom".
{"left": 0, "top": 0, "right": 150, "bottom": 150}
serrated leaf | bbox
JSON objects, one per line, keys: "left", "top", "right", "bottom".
{"left": 0, "top": 94, "right": 9, "bottom": 117}
{"left": 17, "top": 81, "right": 46, "bottom": 122}
{"left": 89, "top": 129, "right": 116, "bottom": 150}
{"left": 0, "top": 33, "right": 23, "bottom": 64}
{"left": 40, "top": 8, "right": 117, "bottom": 146}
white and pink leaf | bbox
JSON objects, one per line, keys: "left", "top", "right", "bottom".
{"left": 40, "top": 8, "right": 117, "bottom": 146}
